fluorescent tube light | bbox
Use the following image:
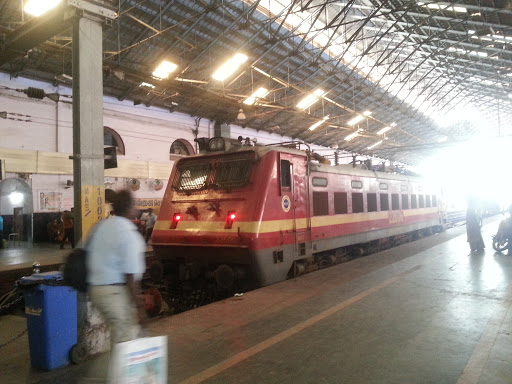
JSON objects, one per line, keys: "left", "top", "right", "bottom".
{"left": 347, "top": 115, "right": 364, "bottom": 126}
{"left": 24, "top": 0, "right": 61, "bottom": 16}
{"left": 244, "top": 87, "right": 269, "bottom": 105}
{"left": 437, "top": 136, "right": 448, "bottom": 143}
{"left": 212, "top": 53, "right": 248, "bottom": 81}
{"left": 308, "top": 115, "right": 329, "bottom": 131}
{"left": 344, "top": 130, "right": 360, "bottom": 141}
{"left": 347, "top": 110, "right": 371, "bottom": 126}
{"left": 421, "top": 3, "right": 467, "bottom": 13}
{"left": 377, "top": 126, "right": 391, "bottom": 135}
{"left": 296, "top": 89, "right": 325, "bottom": 110}
{"left": 367, "top": 140, "right": 383, "bottom": 149}
{"left": 152, "top": 61, "right": 178, "bottom": 79}
{"left": 139, "top": 82, "right": 155, "bottom": 89}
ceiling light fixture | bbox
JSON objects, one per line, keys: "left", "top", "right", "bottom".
{"left": 152, "top": 60, "right": 178, "bottom": 79}
{"left": 308, "top": 115, "right": 330, "bottom": 131}
{"left": 367, "top": 140, "right": 383, "bottom": 149}
{"left": 347, "top": 110, "right": 372, "bottom": 126}
{"left": 344, "top": 129, "right": 361, "bottom": 141}
{"left": 244, "top": 87, "right": 269, "bottom": 105}
{"left": 139, "top": 82, "right": 155, "bottom": 89}
{"left": 377, "top": 126, "right": 392, "bottom": 135}
{"left": 419, "top": 2, "right": 467, "bottom": 13}
{"left": 237, "top": 108, "right": 246, "bottom": 120}
{"left": 24, "top": 0, "right": 61, "bottom": 16}
{"left": 9, "top": 192, "right": 24, "bottom": 205}
{"left": 296, "top": 89, "right": 325, "bottom": 110}
{"left": 212, "top": 53, "right": 248, "bottom": 81}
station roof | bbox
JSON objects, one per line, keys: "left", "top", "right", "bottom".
{"left": 1, "top": 0, "right": 511, "bottom": 165}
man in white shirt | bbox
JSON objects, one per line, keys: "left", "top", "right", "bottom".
{"left": 86, "top": 190, "right": 146, "bottom": 343}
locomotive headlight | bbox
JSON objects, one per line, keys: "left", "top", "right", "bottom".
{"left": 208, "top": 137, "right": 225, "bottom": 152}
{"left": 225, "top": 211, "right": 236, "bottom": 229}
{"left": 170, "top": 212, "right": 182, "bottom": 229}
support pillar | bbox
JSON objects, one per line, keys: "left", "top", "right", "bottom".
{"left": 72, "top": 15, "right": 105, "bottom": 244}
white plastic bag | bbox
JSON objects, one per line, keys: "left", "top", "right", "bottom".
{"left": 109, "top": 336, "right": 168, "bottom": 384}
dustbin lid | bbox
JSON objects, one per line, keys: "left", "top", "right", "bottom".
{"left": 20, "top": 271, "right": 63, "bottom": 284}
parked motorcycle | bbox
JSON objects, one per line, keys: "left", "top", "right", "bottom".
{"left": 492, "top": 215, "right": 511, "bottom": 253}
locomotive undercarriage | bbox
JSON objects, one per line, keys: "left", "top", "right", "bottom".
{"left": 148, "top": 225, "right": 441, "bottom": 314}
{"left": 149, "top": 245, "right": 255, "bottom": 314}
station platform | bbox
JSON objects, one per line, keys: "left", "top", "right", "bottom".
{"left": 1, "top": 217, "right": 511, "bottom": 384}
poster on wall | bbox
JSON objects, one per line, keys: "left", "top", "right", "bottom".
{"left": 38, "top": 191, "right": 63, "bottom": 211}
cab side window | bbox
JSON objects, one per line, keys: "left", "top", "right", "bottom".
{"left": 281, "top": 160, "right": 291, "bottom": 188}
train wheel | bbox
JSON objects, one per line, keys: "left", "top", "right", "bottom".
{"left": 214, "top": 264, "right": 235, "bottom": 289}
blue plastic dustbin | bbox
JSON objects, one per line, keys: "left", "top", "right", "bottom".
{"left": 21, "top": 271, "right": 77, "bottom": 370}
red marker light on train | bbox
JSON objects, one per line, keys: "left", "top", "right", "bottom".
{"left": 170, "top": 213, "right": 181, "bottom": 229}
{"left": 225, "top": 211, "right": 236, "bottom": 229}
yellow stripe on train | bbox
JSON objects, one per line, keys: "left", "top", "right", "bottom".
{"left": 154, "top": 208, "right": 439, "bottom": 234}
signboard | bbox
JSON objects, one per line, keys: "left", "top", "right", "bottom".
{"left": 38, "top": 191, "right": 63, "bottom": 211}
{"left": 133, "top": 198, "right": 162, "bottom": 210}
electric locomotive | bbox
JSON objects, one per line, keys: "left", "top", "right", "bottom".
{"left": 150, "top": 137, "right": 446, "bottom": 291}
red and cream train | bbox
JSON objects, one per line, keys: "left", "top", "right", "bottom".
{"left": 150, "top": 137, "right": 446, "bottom": 290}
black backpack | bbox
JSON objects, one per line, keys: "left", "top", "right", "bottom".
{"left": 63, "top": 248, "right": 88, "bottom": 292}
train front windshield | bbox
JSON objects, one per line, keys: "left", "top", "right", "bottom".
{"left": 172, "top": 151, "right": 254, "bottom": 193}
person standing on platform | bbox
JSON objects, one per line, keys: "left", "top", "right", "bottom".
{"left": 86, "top": 189, "right": 146, "bottom": 344}
{"left": 60, "top": 209, "right": 75, "bottom": 249}
{"left": 145, "top": 207, "right": 157, "bottom": 243}
{"left": 466, "top": 204, "right": 485, "bottom": 253}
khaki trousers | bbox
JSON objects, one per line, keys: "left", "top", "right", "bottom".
{"left": 89, "top": 285, "right": 140, "bottom": 344}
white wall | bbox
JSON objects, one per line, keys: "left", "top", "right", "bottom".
{"left": 0, "top": 73, "right": 350, "bottom": 213}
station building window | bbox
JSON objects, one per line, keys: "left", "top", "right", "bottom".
{"left": 426, "top": 195, "right": 431, "bottom": 207}
{"left": 432, "top": 195, "right": 437, "bottom": 207}
{"left": 104, "top": 127, "right": 125, "bottom": 155}
{"left": 367, "top": 193, "right": 378, "bottom": 212}
{"left": 419, "top": 195, "right": 425, "bottom": 208}
{"left": 170, "top": 139, "right": 195, "bottom": 157}
{"left": 313, "top": 191, "right": 329, "bottom": 216}
{"left": 352, "top": 192, "right": 364, "bottom": 213}
{"left": 334, "top": 192, "right": 348, "bottom": 214}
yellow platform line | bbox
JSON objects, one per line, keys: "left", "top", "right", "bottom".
{"left": 178, "top": 265, "right": 421, "bottom": 384}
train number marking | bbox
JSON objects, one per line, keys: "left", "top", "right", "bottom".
{"left": 388, "top": 210, "right": 405, "bottom": 224}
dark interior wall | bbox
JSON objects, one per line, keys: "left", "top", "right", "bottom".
{"left": 1, "top": 212, "right": 61, "bottom": 242}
